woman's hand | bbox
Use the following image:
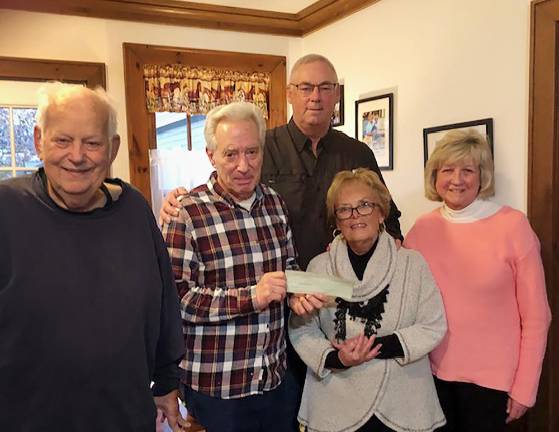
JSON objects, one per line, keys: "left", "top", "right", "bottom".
{"left": 332, "top": 333, "right": 382, "bottom": 367}
{"left": 506, "top": 397, "right": 528, "bottom": 423}
{"left": 288, "top": 293, "right": 328, "bottom": 315}
{"left": 159, "top": 187, "right": 188, "bottom": 225}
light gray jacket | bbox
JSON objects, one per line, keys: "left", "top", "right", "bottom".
{"left": 289, "top": 232, "right": 447, "bottom": 432}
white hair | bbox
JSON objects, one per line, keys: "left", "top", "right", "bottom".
{"left": 204, "top": 102, "right": 266, "bottom": 151}
{"left": 35, "top": 82, "right": 118, "bottom": 140}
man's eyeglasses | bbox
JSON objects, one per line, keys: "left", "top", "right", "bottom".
{"left": 334, "top": 202, "right": 380, "bottom": 220}
{"left": 289, "top": 82, "right": 338, "bottom": 96}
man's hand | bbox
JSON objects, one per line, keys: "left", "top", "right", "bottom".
{"left": 332, "top": 333, "right": 381, "bottom": 367}
{"left": 154, "top": 389, "right": 190, "bottom": 432}
{"left": 159, "top": 187, "right": 188, "bottom": 225}
{"left": 506, "top": 397, "right": 528, "bottom": 423}
{"left": 289, "top": 293, "right": 328, "bottom": 315}
{"left": 255, "top": 271, "right": 287, "bottom": 310}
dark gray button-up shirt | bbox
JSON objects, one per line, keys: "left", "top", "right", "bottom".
{"left": 262, "top": 118, "right": 402, "bottom": 269}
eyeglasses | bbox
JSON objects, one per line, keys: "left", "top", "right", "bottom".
{"left": 334, "top": 202, "right": 380, "bottom": 220}
{"left": 289, "top": 82, "right": 338, "bottom": 96}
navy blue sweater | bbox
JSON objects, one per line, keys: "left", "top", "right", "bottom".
{"left": 0, "top": 171, "right": 184, "bottom": 432}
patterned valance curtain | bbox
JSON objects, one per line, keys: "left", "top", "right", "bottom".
{"left": 143, "top": 64, "right": 270, "bottom": 119}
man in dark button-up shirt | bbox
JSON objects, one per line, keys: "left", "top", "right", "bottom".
{"left": 261, "top": 54, "right": 401, "bottom": 270}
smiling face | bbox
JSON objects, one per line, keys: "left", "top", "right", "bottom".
{"left": 335, "top": 181, "right": 384, "bottom": 254}
{"left": 287, "top": 60, "right": 339, "bottom": 133}
{"left": 435, "top": 157, "right": 481, "bottom": 210}
{"left": 206, "top": 118, "right": 263, "bottom": 201}
{"left": 34, "top": 94, "right": 119, "bottom": 211}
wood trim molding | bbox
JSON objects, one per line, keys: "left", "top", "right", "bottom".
{"left": 123, "top": 43, "right": 286, "bottom": 203}
{"left": 527, "top": 0, "right": 559, "bottom": 430}
{"left": 297, "top": 0, "right": 382, "bottom": 35}
{"left": 0, "top": 56, "right": 106, "bottom": 88}
{"left": 1, "top": 0, "right": 380, "bottom": 36}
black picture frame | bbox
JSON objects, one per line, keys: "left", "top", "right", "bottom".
{"left": 331, "top": 84, "right": 344, "bottom": 127}
{"left": 423, "top": 118, "right": 494, "bottom": 165}
{"left": 355, "top": 93, "right": 394, "bottom": 170}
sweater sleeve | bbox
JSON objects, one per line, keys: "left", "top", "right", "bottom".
{"left": 508, "top": 227, "right": 551, "bottom": 407}
{"left": 288, "top": 310, "right": 336, "bottom": 379}
{"left": 162, "top": 211, "right": 258, "bottom": 324}
{"left": 393, "top": 255, "right": 447, "bottom": 366}
{"left": 150, "top": 211, "right": 185, "bottom": 396}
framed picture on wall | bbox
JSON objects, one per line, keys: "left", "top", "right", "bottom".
{"left": 423, "top": 118, "right": 494, "bottom": 165}
{"left": 331, "top": 84, "right": 344, "bottom": 127}
{"left": 355, "top": 93, "right": 394, "bottom": 170}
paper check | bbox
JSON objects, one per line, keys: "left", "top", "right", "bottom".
{"left": 286, "top": 270, "right": 354, "bottom": 300}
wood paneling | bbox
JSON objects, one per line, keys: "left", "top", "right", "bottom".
{"left": 123, "top": 43, "right": 286, "bottom": 204}
{"left": 0, "top": 56, "right": 105, "bottom": 88}
{"left": 526, "top": 0, "right": 559, "bottom": 430}
{"left": 1, "top": 0, "right": 379, "bottom": 36}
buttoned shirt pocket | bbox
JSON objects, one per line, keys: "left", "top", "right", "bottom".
{"left": 261, "top": 173, "right": 306, "bottom": 220}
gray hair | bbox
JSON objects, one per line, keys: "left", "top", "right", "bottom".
{"left": 289, "top": 54, "right": 338, "bottom": 83}
{"left": 424, "top": 128, "right": 495, "bottom": 201}
{"left": 204, "top": 102, "right": 266, "bottom": 151}
{"left": 35, "top": 82, "right": 118, "bottom": 140}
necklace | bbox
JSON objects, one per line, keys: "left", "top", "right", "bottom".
{"left": 333, "top": 284, "right": 390, "bottom": 340}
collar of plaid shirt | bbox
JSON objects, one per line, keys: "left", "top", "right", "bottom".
{"left": 208, "top": 171, "right": 264, "bottom": 209}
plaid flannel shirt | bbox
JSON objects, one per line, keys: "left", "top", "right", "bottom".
{"left": 163, "top": 173, "right": 298, "bottom": 399}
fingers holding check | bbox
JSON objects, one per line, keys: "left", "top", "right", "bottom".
{"left": 332, "top": 333, "right": 382, "bottom": 367}
{"left": 255, "top": 271, "right": 287, "bottom": 310}
{"left": 289, "top": 293, "right": 328, "bottom": 315}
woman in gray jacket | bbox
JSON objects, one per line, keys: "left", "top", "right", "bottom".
{"left": 289, "top": 168, "right": 446, "bottom": 432}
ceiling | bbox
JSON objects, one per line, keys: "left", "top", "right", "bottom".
{"left": 174, "top": 0, "right": 318, "bottom": 14}
{"left": 1, "top": 0, "right": 381, "bottom": 36}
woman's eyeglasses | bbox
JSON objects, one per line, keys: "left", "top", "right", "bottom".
{"left": 334, "top": 202, "right": 380, "bottom": 220}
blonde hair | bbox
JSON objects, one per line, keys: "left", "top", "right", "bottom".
{"left": 35, "top": 82, "right": 118, "bottom": 140}
{"left": 424, "top": 128, "right": 495, "bottom": 201}
{"left": 326, "top": 168, "right": 391, "bottom": 226}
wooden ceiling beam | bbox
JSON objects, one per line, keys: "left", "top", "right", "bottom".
{"left": 1, "top": 0, "right": 380, "bottom": 36}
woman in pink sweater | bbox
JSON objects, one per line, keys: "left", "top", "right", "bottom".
{"left": 405, "top": 129, "right": 551, "bottom": 432}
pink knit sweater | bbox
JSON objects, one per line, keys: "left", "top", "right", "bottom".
{"left": 405, "top": 206, "right": 551, "bottom": 406}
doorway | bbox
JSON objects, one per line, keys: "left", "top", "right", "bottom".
{"left": 526, "top": 0, "right": 559, "bottom": 430}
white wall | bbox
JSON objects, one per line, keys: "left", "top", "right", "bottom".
{"left": 301, "top": 0, "right": 531, "bottom": 233}
{"left": 0, "top": 1, "right": 532, "bottom": 233}
{"left": 0, "top": 9, "right": 298, "bottom": 180}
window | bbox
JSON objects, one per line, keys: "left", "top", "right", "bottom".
{"left": 149, "top": 112, "right": 214, "bottom": 218}
{"left": 0, "top": 106, "right": 41, "bottom": 180}
{"left": 123, "top": 43, "right": 286, "bottom": 205}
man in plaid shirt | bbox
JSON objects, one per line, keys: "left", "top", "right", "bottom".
{"left": 163, "top": 102, "right": 299, "bottom": 432}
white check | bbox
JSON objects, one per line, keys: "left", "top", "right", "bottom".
{"left": 286, "top": 270, "right": 354, "bottom": 300}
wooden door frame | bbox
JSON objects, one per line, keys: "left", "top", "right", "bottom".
{"left": 123, "top": 42, "right": 286, "bottom": 204}
{"left": 0, "top": 56, "right": 105, "bottom": 88}
{"left": 527, "top": 1, "right": 559, "bottom": 430}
